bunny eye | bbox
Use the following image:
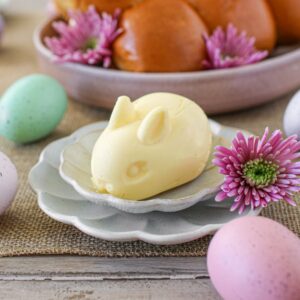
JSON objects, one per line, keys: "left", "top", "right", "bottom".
{"left": 126, "top": 161, "right": 148, "bottom": 179}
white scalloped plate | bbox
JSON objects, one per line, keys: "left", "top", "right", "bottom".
{"left": 29, "top": 133, "right": 260, "bottom": 244}
{"left": 58, "top": 120, "right": 245, "bottom": 213}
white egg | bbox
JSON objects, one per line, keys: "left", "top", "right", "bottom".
{"left": 283, "top": 90, "right": 300, "bottom": 137}
{"left": 0, "top": 151, "right": 18, "bottom": 214}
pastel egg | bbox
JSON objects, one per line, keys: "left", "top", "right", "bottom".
{"left": 283, "top": 90, "right": 300, "bottom": 137}
{"left": 0, "top": 14, "right": 4, "bottom": 45}
{"left": 207, "top": 216, "right": 300, "bottom": 300}
{"left": 0, "top": 74, "right": 67, "bottom": 144}
{"left": 0, "top": 151, "right": 18, "bottom": 215}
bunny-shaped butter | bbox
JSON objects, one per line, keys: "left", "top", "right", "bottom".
{"left": 91, "top": 93, "right": 212, "bottom": 200}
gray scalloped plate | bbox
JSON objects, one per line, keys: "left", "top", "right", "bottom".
{"left": 58, "top": 120, "right": 242, "bottom": 213}
{"left": 29, "top": 132, "right": 260, "bottom": 245}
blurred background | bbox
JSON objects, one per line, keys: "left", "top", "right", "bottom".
{"left": 3, "top": 0, "right": 48, "bottom": 12}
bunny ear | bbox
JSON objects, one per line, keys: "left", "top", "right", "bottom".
{"left": 108, "top": 96, "right": 136, "bottom": 129}
{"left": 137, "top": 107, "right": 171, "bottom": 145}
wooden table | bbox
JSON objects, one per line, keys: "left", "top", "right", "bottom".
{"left": 0, "top": 257, "right": 221, "bottom": 299}
{"left": 0, "top": 1, "right": 222, "bottom": 299}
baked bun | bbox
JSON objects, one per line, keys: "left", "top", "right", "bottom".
{"left": 113, "top": 0, "right": 208, "bottom": 72}
{"left": 187, "top": 0, "right": 277, "bottom": 51}
{"left": 54, "top": 0, "right": 79, "bottom": 16}
{"left": 267, "top": 0, "right": 300, "bottom": 43}
{"left": 54, "top": 0, "right": 141, "bottom": 16}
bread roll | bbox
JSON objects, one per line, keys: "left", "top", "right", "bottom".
{"left": 113, "top": 0, "right": 208, "bottom": 72}
{"left": 188, "top": 0, "right": 277, "bottom": 51}
{"left": 54, "top": 0, "right": 141, "bottom": 16}
{"left": 267, "top": 0, "right": 300, "bottom": 43}
{"left": 54, "top": 0, "right": 79, "bottom": 17}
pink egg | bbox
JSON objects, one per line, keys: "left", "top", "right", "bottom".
{"left": 0, "top": 151, "right": 18, "bottom": 214}
{"left": 0, "top": 14, "right": 4, "bottom": 45}
{"left": 207, "top": 216, "right": 300, "bottom": 300}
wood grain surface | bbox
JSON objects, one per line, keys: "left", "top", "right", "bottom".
{"left": 0, "top": 256, "right": 222, "bottom": 299}
{"left": 0, "top": 279, "right": 221, "bottom": 300}
{"left": 0, "top": 257, "right": 208, "bottom": 280}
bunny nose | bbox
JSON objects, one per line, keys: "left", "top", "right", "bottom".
{"left": 105, "top": 184, "right": 114, "bottom": 193}
{"left": 92, "top": 178, "right": 114, "bottom": 194}
{"left": 94, "top": 180, "right": 106, "bottom": 193}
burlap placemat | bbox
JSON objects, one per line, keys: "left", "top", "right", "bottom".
{"left": 0, "top": 14, "right": 299, "bottom": 257}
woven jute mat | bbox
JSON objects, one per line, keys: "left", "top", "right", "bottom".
{"left": 0, "top": 14, "right": 299, "bottom": 257}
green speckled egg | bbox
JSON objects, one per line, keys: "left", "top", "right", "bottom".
{"left": 0, "top": 74, "right": 67, "bottom": 144}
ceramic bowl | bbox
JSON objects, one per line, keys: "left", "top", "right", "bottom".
{"left": 33, "top": 19, "right": 300, "bottom": 115}
{"left": 29, "top": 131, "right": 260, "bottom": 245}
{"left": 59, "top": 120, "right": 249, "bottom": 213}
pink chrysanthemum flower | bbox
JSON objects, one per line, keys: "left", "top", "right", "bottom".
{"left": 203, "top": 23, "right": 268, "bottom": 69}
{"left": 213, "top": 128, "right": 300, "bottom": 214}
{"left": 45, "top": 6, "right": 122, "bottom": 67}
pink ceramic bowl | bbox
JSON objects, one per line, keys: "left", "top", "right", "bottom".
{"left": 33, "top": 19, "right": 300, "bottom": 115}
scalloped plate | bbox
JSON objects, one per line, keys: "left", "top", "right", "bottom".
{"left": 59, "top": 120, "right": 244, "bottom": 213}
{"left": 29, "top": 133, "right": 260, "bottom": 244}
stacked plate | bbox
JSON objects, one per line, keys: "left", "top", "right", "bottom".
{"left": 29, "top": 120, "right": 260, "bottom": 245}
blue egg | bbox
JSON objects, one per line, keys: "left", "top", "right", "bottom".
{"left": 0, "top": 74, "right": 68, "bottom": 144}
